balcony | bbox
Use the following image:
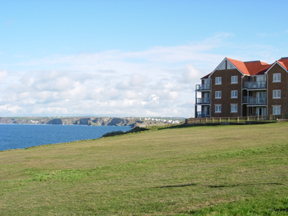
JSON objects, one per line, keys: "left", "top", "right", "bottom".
{"left": 197, "top": 111, "right": 210, "bottom": 118}
{"left": 245, "top": 97, "right": 266, "bottom": 105}
{"left": 196, "top": 98, "right": 210, "bottom": 104}
{"left": 196, "top": 84, "right": 210, "bottom": 91}
{"left": 243, "top": 96, "right": 247, "bottom": 103}
{"left": 243, "top": 81, "right": 266, "bottom": 89}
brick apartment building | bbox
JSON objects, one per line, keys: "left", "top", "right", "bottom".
{"left": 195, "top": 57, "right": 288, "bottom": 118}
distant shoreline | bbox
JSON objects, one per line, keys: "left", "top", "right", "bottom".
{"left": 0, "top": 117, "right": 182, "bottom": 128}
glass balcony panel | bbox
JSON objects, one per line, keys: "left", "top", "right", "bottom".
{"left": 197, "top": 111, "right": 210, "bottom": 117}
{"left": 196, "top": 84, "right": 210, "bottom": 91}
{"left": 248, "top": 97, "right": 266, "bottom": 105}
{"left": 196, "top": 98, "right": 210, "bottom": 104}
{"left": 243, "top": 81, "right": 266, "bottom": 89}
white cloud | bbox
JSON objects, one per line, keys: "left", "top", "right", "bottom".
{"left": 0, "top": 70, "right": 7, "bottom": 82}
{"left": 116, "top": 73, "right": 147, "bottom": 90}
{"left": 2, "top": 33, "right": 279, "bottom": 117}
{"left": 178, "top": 64, "right": 202, "bottom": 83}
{"left": 0, "top": 104, "right": 23, "bottom": 113}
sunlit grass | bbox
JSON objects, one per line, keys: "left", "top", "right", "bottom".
{"left": 1, "top": 123, "right": 288, "bottom": 215}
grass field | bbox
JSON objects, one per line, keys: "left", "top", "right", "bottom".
{"left": 1, "top": 123, "right": 288, "bottom": 215}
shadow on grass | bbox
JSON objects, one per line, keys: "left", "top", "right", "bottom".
{"left": 101, "top": 127, "right": 149, "bottom": 137}
{"left": 156, "top": 183, "right": 198, "bottom": 188}
{"left": 155, "top": 182, "right": 283, "bottom": 189}
{"left": 274, "top": 208, "right": 288, "bottom": 212}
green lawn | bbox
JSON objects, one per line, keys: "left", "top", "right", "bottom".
{"left": 1, "top": 123, "right": 288, "bottom": 215}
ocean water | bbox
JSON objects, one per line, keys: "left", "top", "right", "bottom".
{"left": 0, "top": 124, "right": 131, "bottom": 151}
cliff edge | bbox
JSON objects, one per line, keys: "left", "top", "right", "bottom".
{"left": 0, "top": 117, "right": 167, "bottom": 128}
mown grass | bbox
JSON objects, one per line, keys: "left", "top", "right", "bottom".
{"left": 1, "top": 123, "right": 288, "bottom": 215}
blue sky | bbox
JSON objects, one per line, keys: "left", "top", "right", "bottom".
{"left": 0, "top": 0, "right": 288, "bottom": 117}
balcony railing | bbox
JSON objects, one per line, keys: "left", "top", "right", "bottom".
{"left": 197, "top": 111, "right": 210, "bottom": 118}
{"left": 244, "top": 97, "right": 266, "bottom": 105}
{"left": 196, "top": 84, "right": 210, "bottom": 91}
{"left": 196, "top": 98, "right": 210, "bottom": 104}
{"left": 243, "top": 81, "right": 266, "bottom": 89}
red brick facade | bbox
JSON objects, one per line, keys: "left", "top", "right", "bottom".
{"left": 195, "top": 57, "right": 288, "bottom": 118}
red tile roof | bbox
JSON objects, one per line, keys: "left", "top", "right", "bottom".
{"left": 202, "top": 57, "right": 287, "bottom": 78}
{"left": 226, "top": 58, "right": 249, "bottom": 75}
{"left": 201, "top": 73, "right": 211, "bottom": 79}
{"left": 277, "top": 58, "right": 288, "bottom": 70}
{"left": 227, "top": 58, "right": 271, "bottom": 75}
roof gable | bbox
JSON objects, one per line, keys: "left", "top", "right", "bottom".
{"left": 208, "top": 57, "right": 244, "bottom": 78}
{"left": 226, "top": 58, "right": 249, "bottom": 75}
{"left": 208, "top": 57, "right": 270, "bottom": 78}
{"left": 278, "top": 58, "right": 288, "bottom": 70}
{"left": 227, "top": 58, "right": 271, "bottom": 75}
{"left": 265, "top": 58, "right": 288, "bottom": 74}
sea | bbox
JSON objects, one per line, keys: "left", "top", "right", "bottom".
{"left": 0, "top": 124, "right": 132, "bottom": 151}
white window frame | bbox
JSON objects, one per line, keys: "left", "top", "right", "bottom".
{"left": 272, "top": 106, "right": 281, "bottom": 115}
{"left": 215, "top": 91, "right": 221, "bottom": 99}
{"left": 215, "top": 104, "right": 221, "bottom": 113}
{"left": 231, "top": 90, "right": 238, "bottom": 98}
{"left": 273, "top": 90, "right": 281, "bottom": 99}
{"left": 215, "top": 77, "right": 222, "bottom": 85}
{"left": 273, "top": 73, "right": 281, "bottom": 82}
{"left": 231, "top": 76, "right": 238, "bottom": 84}
{"left": 231, "top": 104, "right": 238, "bottom": 113}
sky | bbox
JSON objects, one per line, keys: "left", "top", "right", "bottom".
{"left": 1, "top": 0, "right": 288, "bottom": 117}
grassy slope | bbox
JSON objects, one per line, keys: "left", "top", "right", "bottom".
{"left": 0, "top": 123, "right": 288, "bottom": 215}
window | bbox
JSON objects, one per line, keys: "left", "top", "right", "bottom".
{"left": 231, "top": 90, "right": 238, "bottom": 98}
{"left": 273, "top": 106, "right": 281, "bottom": 115}
{"left": 215, "top": 105, "right": 221, "bottom": 113}
{"left": 231, "top": 76, "right": 238, "bottom": 84}
{"left": 215, "top": 91, "right": 221, "bottom": 99}
{"left": 273, "top": 73, "right": 281, "bottom": 82}
{"left": 215, "top": 77, "right": 222, "bottom": 85}
{"left": 231, "top": 104, "right": 238, "bottom": 113}
{"left": 227, "top": 61, "right": 236, "bottom": 69}
{"left": 217, "top": 61, "right": 226, "bottom": 70}
{"left": 273, "top": 90, "right": 281, "bottom": 99}
{"left": 256, "top": 75, "right": 266, "bottom": 82}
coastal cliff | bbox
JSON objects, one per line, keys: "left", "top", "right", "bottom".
{"left": 0, "top": 117, "right": 167, "bottom": 128}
